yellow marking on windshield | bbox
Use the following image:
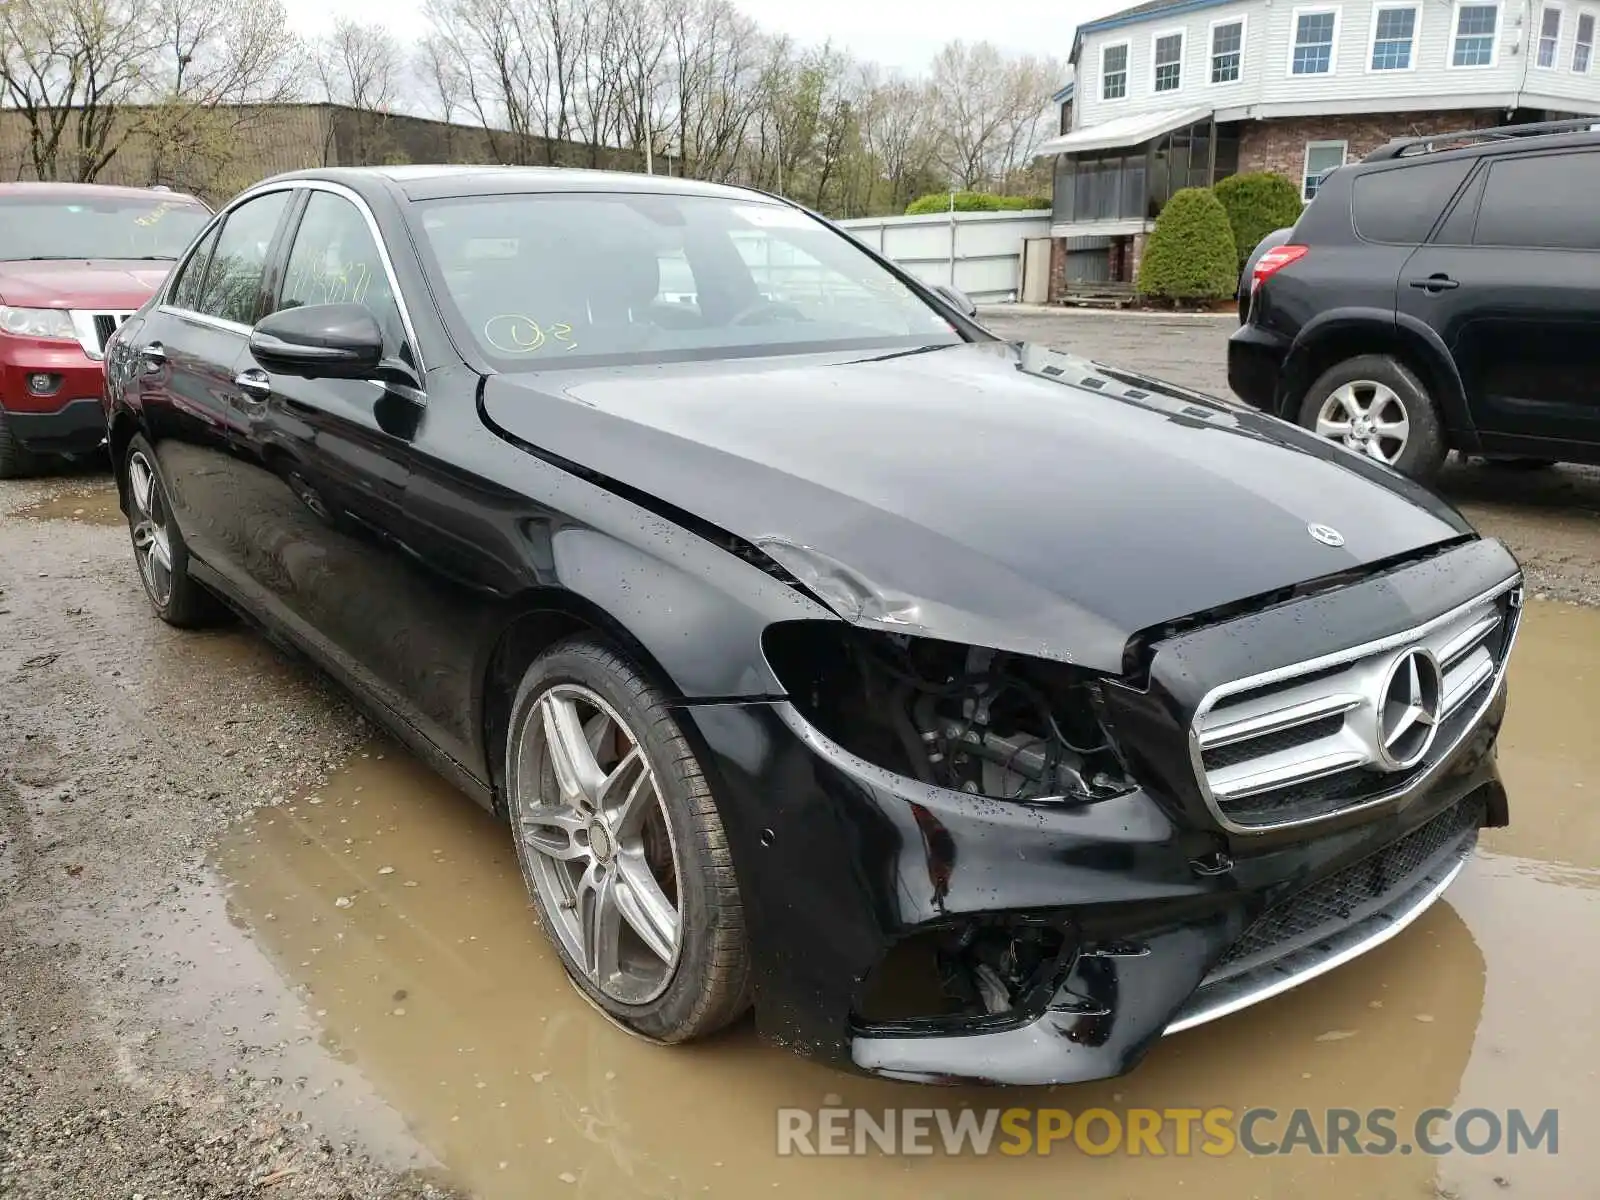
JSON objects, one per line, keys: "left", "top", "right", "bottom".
{"left": 484, "top": 315, "right": 579, "bottom": 355}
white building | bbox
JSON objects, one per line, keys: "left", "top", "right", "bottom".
{"left": 1040, "top": 0, "right": 1600, "bottom": 293}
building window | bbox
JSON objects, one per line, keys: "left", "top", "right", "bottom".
{"left": 1102, "top": 42, "right": 1129, "bottom": 99}
{"left": 1211, "top": 19, "right": 1244, "bottom": 82}
{"left": 1537, "top": 5, "right": 1563, "bottom": 65}
{"left": 1303, "top": 140, "right": 1347, "bottom": 200}
{"left": 1371, "top": 5, "right": 1418, "bottom": 69}
{"left": 1292, "top": 10, "right": 1339, "bottom": 74}
{"left": 1451, "top": 2, "right": 1499, "bottom": 66}
{"left": 1576, "top": 11, "right": 1595, "bottom": 70}
{"left": 1153, "top": 31, "right": 1184, "bottom": 91}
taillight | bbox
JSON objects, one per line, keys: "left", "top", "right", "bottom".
{"left": 1251, "top": 244, "right": 1309, "bottom": 293}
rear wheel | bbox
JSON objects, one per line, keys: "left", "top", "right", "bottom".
{"left": 505, "top": 636, "right": 751, "bottom": 1042}
{"left": 124, "top": 436, "right": 214, "bottom": 627}
{"left": 0, "top": 409, "right": 40, "bottom": 479}
{"left": 1298, "top": 355, "right": 1447, "bottom": 485}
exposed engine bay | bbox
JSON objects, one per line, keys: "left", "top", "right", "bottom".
{"left": 766, "top": 622, "right": 1130, "bottom": 802}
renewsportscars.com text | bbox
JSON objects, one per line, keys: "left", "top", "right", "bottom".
{"left": 775, "top": 1106, "right": 1559, "bottom": 1158}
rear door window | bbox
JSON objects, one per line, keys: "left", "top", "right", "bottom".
{"left": 1352, "top": 160, "right": 1472, "bottom": 244}
{"left": 1472, "top": 153, "right": 1600, "bottom": 249}
{"left": 168, "top": 225, "right": 221, "bottom": 311}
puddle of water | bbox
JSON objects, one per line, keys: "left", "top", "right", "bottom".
{"left": 15, "top": 480, "right": 122, "bottom": 526}
{"left": 211, "top": 600, "right": 1600, "bottom": 1199}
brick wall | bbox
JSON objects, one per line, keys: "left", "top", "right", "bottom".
{"left": 1237, "top": 109, "right": 1503, "bottom": 185}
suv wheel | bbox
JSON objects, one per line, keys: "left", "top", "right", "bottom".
{"left": 1298, "top": 355, "right": 1446, "bottom": 484}
{"left": 0, "top": 410, "right": 40, "bottom": 479}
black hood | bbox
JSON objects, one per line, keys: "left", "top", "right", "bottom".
{"left": 480, "top": 341, "right": 1472, "bottom": 672}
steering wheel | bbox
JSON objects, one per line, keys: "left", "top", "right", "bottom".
{"left": 726, "top": 299, "right": 808, "bottom": 327}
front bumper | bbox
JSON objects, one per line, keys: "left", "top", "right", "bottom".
{"left": 685, "top": 539, "right": 1519, "bottom": 1086}
{"left": 0, "top": 336, "right": 108, "bottom": 454}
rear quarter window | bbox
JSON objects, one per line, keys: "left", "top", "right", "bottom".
{"left": 1472, "top": 152, "right": 1600, "bottom": 249}
{"left": 1352, "top": 160, "right": 1473, "bottom": 244}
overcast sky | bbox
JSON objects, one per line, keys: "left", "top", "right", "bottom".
{"left": 279, "top": 0, "right": 1120, "bottom": 74}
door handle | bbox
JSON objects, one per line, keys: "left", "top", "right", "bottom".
{"left": 233, "top": 368, "right": 273, "bottom": 406}
{"left": 1408, "top": 274, "right": 1460, "bottom": 292}
{"left": 139, "top": 342, "right": 166, "bottom": 373}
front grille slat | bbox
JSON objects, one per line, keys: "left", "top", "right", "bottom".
{"left": 1190, "top": 583, "right": 1520, "bottom": 831}
{"left": 1213, "top": 795, "right": 1483, "bottom": 975}
{"left": 69, "top": 309, "right": 135, "bottom": 360}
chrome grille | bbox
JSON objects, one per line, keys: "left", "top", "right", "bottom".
{"left": 67, "top": 309, "right": 136, "bottom": 360}
{"left": 1190, "top": 579, "right": 1521, "bottom": 831}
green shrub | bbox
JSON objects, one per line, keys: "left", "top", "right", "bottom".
{"left": 1212, "top": 172, "right": 1304, "bottom": 270}
{"left": 1136, "top": 187, "right": 1238, "bottom": 301}
{"left": 904, "top": 191, "right": 1050, "bottom": 215}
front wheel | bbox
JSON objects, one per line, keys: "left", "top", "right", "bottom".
{"left": 1297, "top": 355, "right": 1447, "bottom": 485}
{"left": 124, "top": 435, "right": 214, "bottom": 627}
{"left": 0, "top": 409, "right": 40, "bottom": 479}
{"left": 505, "top": 636, "right": 752, "bottom": 1042}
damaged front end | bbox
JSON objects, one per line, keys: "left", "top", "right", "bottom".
{"left": 764, "top": 622, "right": 1132, "bottom": 808}
{"left": 682, "top": 540, "right": 1520, "bottom": 1085}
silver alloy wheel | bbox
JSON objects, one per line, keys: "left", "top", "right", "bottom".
{"left": 510, "top": 683, "right": 684, "bottom": 1005}
{"left": 1314, "top": 380, "right": 1410, "bottom": 465}
{"left": 127, "top": 450, "right": 175, "bottom": 606}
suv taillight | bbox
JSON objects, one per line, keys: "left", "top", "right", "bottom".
{"left": 1251, "top": 244, "right": 1308, "bottom": 293}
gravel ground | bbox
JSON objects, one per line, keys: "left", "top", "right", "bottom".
{"left": 0, "top": 472, "right": 457, "bottom": 1199}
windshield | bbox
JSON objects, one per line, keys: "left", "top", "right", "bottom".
{"left": 414, "top": 192, "right": 962, "bottom": 368}
{"left": 0, "top": 195, "right": 211, "bottom": 262}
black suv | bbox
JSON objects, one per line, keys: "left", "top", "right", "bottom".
{"left": 1229, "top": 118, "right": 1600, "bottom": 484}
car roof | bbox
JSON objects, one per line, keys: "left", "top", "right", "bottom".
{"left": 0, "top": 181, "right": 205, "bottom": 204}
{"left": 251, "top": 165, "right": 785, "bottom": 206}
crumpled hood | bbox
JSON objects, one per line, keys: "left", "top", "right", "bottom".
{"left": 481, "top": 341, "right": 1472, "bottom": 672}
{"left": 0, "top": 259, "right": 171, "bottom": 308}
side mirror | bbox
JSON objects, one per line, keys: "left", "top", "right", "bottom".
{"left": 934, "top": 284, "right": 978, "bottom": 319}
{"left": 249, "top": 303, "right": 385, "bottom": 380}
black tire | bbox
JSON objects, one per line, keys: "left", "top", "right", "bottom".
{"left": 504, "top": 635, "right": 751, "bottom": 1042}
{"left": 123, "top": 434, "right": 214, "bottom": 627}
{"left": 0, "top": 408, "right": 40, "bottom": 479}
{"left": 1297, "top": 354, "right": 1447, "bottom": 485}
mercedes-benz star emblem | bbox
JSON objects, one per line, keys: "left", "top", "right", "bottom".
{"left": 1308, "top": 522, "right": 1346, "bottom": 547}
{"left": 1375, "top": 648, "right": 1443, "bottom": 771}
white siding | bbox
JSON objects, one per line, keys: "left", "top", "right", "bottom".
{"left": 1073, "top": 0, "right": 1600, "bottom": 129}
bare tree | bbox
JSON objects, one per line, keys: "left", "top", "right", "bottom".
{"left": 140, "top": 0, "right": 306, "bottom": 195}
{"left": 926, "top": 40, "right": 1060, "bottom": 192}
{"left": 0, "top": 0, "right": 158, "bottom": 182}
{"left": 312, "top": 17, "right": 404, "bottom": 163}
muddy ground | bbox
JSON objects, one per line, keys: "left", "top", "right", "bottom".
{"left": 3, "top": 312, "right": 1600, "bottom": 1198}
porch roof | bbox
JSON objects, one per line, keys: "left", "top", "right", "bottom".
{"left": 1038, "top": 105, "right": 1213, "bottom": 156}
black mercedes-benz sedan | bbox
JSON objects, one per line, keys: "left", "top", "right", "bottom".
{"left": 102, "top": 166, "right": 1522, "bottom": 1086}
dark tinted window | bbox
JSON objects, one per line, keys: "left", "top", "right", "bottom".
{"left": 195, "top": 191, "right": 291, "bottom": 325}
{"left": 1474, "top": 153, "right": 1600, "bottom": 249}
{"left": 168, "top": 225, "right": 220, "bottom": 311}
{"left": 1433, "top": 169, "right": 1485, "bottom": 245}
{"left": 1352, "top": 160, "right": 1472, "bottom": 244}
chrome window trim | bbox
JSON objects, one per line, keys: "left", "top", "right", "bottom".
{"left": 160, "top": 179, "right": 428, "bottom": 398}
{"left": 1185, "top": 574, "right": 1523, "bottom": 834}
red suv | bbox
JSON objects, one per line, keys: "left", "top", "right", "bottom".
{"left": 0, "top": 182, "right": 211, "bottom": 477}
